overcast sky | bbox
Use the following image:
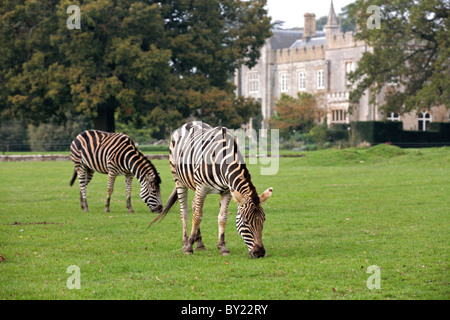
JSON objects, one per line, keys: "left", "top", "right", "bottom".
{"left": 266, "top": 0, "right": 356, "bottom": 29}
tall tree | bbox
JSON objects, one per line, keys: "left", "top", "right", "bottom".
{"left": 1, "top": 0, "right": 61, "bottom": 123}
{"left": 347, "top": 0, "right": 449, "bottom": 115}
{"left": 152, "top": 0, "right": 271, "bottom": 135}
{"left": 1, "top": 0, "right": 271, "bottom": 135}
{"left": 161, "top": 0, "right": 271, "bottom": 90}
{"left": 1, "top": 0, "right": 171, "bottom": 132}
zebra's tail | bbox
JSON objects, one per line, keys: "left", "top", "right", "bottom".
{"left": 70, "top": 169, "right": 77, "bottom": 186}
{"left": 148, "top": 186, "right": 178, "bottom": 228}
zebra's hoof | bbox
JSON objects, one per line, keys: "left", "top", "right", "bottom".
{"left": 182, "top": 246, "right": 194, "bottom": 255}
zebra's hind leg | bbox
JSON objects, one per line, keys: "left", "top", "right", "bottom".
{"left": 77, "top": 166, "right": 94, "bottom": 212}
{"left": 80, "top": 194, "right": 88, "bottom": 212}
{"left": 217, "top": 191, "right": 232, "bottom": 255}
{"left": 105, "top": 172, "right": 116, "bottom": 213}
{"left": 125, "top": 174, "right": 134, "bottom": 213}
{"left": 186, "top": 186, "right": 207, "bottom": 254}
{"left": 177, "top": 185, "right": 191, "bottom": 254}
{"left": 191, "top": 199, "right": 205, "bottom": 251}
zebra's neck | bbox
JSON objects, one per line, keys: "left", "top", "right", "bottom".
{"left": 226, "top": 162, "right": 258, "bottom": 200}
{"left": 126, "top": 150, "right": 158, "bottom": 184}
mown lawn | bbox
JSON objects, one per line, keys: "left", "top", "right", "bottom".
{"left": 0, "top": 145, "right": 448, "bottom": 299}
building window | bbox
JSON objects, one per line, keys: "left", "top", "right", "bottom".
{"left": 317, "top": 69, "right": 325, "bottom": 89}
{"left": 345, "top": 61, "right": 354, "bottom": 85}
{"left": 248, "top": 72, "right": 259, "bottom": 93}
{"left": 331, "top": 109, "right": 346, "bottom": 123}
{"left": 387, "top": 112, "right": 400, "bottom": 122}
{"left": 418, "top": 111, "right": 431, "bottom": 131}
{"left": 387, "top": 75, "right": 400, "bottom": 87}
{"left": 298, "top": 70, "right": 306, "bottom": 91}
{"left": 317, "top": 111, "right": 324, "bottom": 124}
{"left": 280, "top": 73, "right": 288, "bottom": 93}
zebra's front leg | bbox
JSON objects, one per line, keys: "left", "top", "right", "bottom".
{"left": 105, "top": 172, "right": 116, "bottom": 213}
{"left": 177, "top": 185, "right": 191, "bottom": 254}
{"left": 217, "top": 191, "right": 232, "bottom": 255}
{"left": 192, "top": 199, "right": 205, "bottom": 251}
{"left": 125, "top": 174, "right": 134, "bottom": 213}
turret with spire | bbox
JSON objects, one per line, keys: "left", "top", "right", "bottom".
{"left": 324, "top": 0, "right": 340, "bottom": 46}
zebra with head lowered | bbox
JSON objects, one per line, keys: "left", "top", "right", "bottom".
{"left": 149, "top": 121, "right": 273, "bottom": 258}
{"left": 70, "top": 130, "right": 163, "bottom": 213}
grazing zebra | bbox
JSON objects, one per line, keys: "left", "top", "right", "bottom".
{"left": 70, "top": 130, "right": 163, "bottom": 213}
{"left": 149, "top": 121, "right": 273, "bottom": 258}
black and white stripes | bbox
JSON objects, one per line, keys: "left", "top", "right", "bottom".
{"left": 70, "top": 130, "right": 163, "bottom": 213}
{"left": 150, "top": 121, "right": 273, "bottom": 258}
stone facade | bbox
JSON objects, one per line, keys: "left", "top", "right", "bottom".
{"left": 235, "top": 1, "right": 448, "bottom": 131}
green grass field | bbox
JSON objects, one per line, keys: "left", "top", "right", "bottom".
{"left": 0, "top": 145, "right": 448, "bottom": 300}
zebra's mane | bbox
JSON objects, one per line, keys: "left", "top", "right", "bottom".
{"left": 230, "top": 162, "right": 260, "bottom": 209}
{"left": 131, "top": 145, "right": 161, "bottom": 184}
{"left": 241, "top": 165, "right": 260, "bottom": 205}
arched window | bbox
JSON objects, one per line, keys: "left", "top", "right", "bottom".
{"left": 418, "top": 111, "right": 431, "bottom": 131}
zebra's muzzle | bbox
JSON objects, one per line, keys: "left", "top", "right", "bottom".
{"left": 249, "top": 245, "right": 266, "bottom": 258}
{"left": 151, "top": 204, "right": 163, "bottom": 213}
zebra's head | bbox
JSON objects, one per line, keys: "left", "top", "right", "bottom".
{"left": 140, "top": 173, "right": 163, "bottom": 213}
{"left": 231, "top": 187, "right": 273, "bottom": 258}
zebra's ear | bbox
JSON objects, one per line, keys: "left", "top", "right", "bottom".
{"left": 230, "top": 188, "right": 247, "bottom": 205}
{"left": 145, "top": 175, "right": 156, "bottom": 184}
{"left": 259, "top": 187, "right": 273, "bottom": 203}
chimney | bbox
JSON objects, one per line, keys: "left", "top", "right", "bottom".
{"left": 303, "top": 13, "right": 316, "bottom": 42}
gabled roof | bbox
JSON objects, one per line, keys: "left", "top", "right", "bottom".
{"left": 269, "top": 29, "right": 303, "bottom": 49}
{"left": 289, "top": 35, "right": 326, "bottom": 49}
{"left": 270, "top": 29, "right": 327, "bottom": 50}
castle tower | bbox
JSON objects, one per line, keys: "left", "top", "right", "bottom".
{"left": 324, "top": 0, "right": 340, "bottom": 46}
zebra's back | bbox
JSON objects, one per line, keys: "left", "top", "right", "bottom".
{"left": 70, "top": 130, "right": 135, "bottom": 175}
{"left": 169, "top": 121, "right": 244, "bottom": 194}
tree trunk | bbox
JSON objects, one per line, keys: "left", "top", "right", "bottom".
{"left": 94, "top": 105, "right": 115, "bottom": 132}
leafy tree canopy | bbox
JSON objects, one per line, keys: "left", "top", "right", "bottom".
{"left": 0, "top": 0, "right": 271, "bottom": 137}
{"left": 269, "top": 92, "right": 319, "bottom": 138}
{"left": 347, "top": 0, "right": 449, "bottom": 114}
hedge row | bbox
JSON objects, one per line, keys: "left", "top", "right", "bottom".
{"left": 330, "top": 122, "right": 450, "bottom": 148}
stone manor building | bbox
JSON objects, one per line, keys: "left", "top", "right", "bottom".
{"left": 234, "top": 1, "right": 449, "bottom": 131}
